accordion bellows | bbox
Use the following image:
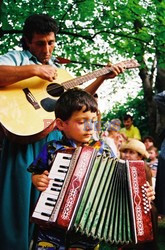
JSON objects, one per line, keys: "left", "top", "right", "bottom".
{"left": 32, "top": 146, "right": 153, "bottom": 246}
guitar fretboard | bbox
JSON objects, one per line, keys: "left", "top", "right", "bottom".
{"left": 62, "top": 67, "right": 109, "bottom": 90}
{"left": 61, "top": 59, "right": 140, "bottom": 90}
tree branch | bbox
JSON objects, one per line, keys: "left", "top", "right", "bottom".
{"left": 60, "top": 28, "right": 152, "bottom": 44}
{"left": 91, "top": 30, "right": 151, "bottom": 43}
{"left": 0, "top": 24, "right": 153, "bottom": 45}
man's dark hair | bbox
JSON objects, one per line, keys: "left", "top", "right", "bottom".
{"left": 21, "top": 14, "right": 59, "bottom": 49}
{"left": 55, "top": 88, "right": 98, "bottom": 121}
{"left": 123, "top": 114, "right": 133, "bottom": 121}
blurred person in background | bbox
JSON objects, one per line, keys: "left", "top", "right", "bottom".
{"left": 142, "top": 135, "right": 156, "bottom": 150}
{"left": 102, "top": 119, "right": 124, "bottom": 158}
{"left": 120, "top": 114, "right": 141, "bottom": 141}
{"left": 147, "top": 145, "right": 159, "bottom": 191}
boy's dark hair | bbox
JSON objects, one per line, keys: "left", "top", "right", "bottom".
{"left": 142, "top": 135, "right": 155, "bottom": 144}
{"left": 21, "top": 14, "right": 59, "bottom": 49}
{"left": 55, "top": 88, "right": 98, "bottom": 121}
{"left": 123, "top": 114, "right": 133, "bottom": 121}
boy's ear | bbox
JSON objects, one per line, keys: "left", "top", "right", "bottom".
{"left": 55, "top": 118, "right": 65, "bottom": 131}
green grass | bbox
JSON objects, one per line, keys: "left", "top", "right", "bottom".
{"left": 158, "top": 217, "right": 165, "bottom": 250}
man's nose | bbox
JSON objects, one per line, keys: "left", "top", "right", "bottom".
{"left": 43, "top": 44, "right": 49, "bottom": 53}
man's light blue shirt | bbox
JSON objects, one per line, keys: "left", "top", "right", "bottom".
{"left": 0, "top": 50, "right": 58, "bottom": 66}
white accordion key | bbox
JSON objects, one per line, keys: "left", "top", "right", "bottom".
{"left": 48, "top": 153, "right": 72, "bottom": 180}
{"left": 32, "top": 152, "right": 72, "bottom": 222}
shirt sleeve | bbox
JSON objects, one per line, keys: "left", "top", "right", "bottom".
{"left": 133, "top": 127, "right": 141, "bottom": 140}
{"left": 0, "top": 51, "right": 23, "bottom": 66}
{"left": 27, "top": 143, "right": 50, "bottom": 174}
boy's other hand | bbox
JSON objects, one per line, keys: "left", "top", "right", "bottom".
{"left": 145, "top": 181, "right": 155, "bottom": 209}
{"left": 32, "top": 170, "right": 49, "bottom": 191}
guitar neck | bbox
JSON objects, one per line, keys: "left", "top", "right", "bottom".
{"left": 62, "top": 67, "right": 109, "bottom": 90}
{"left": 61, "top": 59, "right": 140, "bottom": 90}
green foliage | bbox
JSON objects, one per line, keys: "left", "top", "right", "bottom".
{"left": 102, "top": 90, "right": 149, "bottom": 137}
{"left": 0, "top": 0, "right": 164, "bottom": 74}
{"left": 0, "top": 0, "right": 165, "bottom": 137}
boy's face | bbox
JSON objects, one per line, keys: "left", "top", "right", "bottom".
{"left": 148, "top": 149, "right": 157, "bottom": 161}
{"left": 56, "top": 106, "right": 97, "bottom": 146}
{"left": 121, "top": 149, "right": 143, "bottom": 160}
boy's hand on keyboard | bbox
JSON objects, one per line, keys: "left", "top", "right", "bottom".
{"left": 32, "top": 170, "right": 50, "bottom": 191}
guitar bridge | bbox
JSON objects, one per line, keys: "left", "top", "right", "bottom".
{"left": 23, "top": 88, "right": 40, "bottom": 110}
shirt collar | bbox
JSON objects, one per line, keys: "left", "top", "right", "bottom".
{"left": 25, "top": 50, "right": 59, "bottom": 66}
{"left": 24, "top": 50, "right": 40, "bottom": 64}
{"left": 54, "top": 134, "right": 77, "bottom": 151}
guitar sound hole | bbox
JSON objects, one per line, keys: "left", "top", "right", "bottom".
{"left": 47, "top": 83, "right": 64, "bottom": 97}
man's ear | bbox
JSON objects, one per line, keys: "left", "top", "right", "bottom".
{"left": 55, "top": 118, "right": 65, "bottom": 131}
{"left": 24, "top": 37, "right": 30, "bottom": 48}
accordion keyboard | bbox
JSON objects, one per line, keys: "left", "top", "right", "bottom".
{"left": 32, "top": 152, "right": 73, "bottom": 222}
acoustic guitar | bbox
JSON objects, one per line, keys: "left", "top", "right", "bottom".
{"left": 0, "top": 59, "right": 140, "bottom": 143}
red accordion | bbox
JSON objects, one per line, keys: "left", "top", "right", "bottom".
{"left": 31, "top": 146, "right": 153, "bottom": 245}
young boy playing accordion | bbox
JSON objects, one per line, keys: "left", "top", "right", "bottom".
{"left": 28, "top": 88, "right": 155, "bottom": 250}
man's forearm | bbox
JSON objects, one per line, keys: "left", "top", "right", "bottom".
{"left": 84, "top": 76, "right": 105, "bottom": 95}
{"left": 0, "top": 65, "right": 37, "bottom": 86}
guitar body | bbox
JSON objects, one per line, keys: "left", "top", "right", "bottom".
{"left": 0, "top": 68, "right": 73, "bottom": 143}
